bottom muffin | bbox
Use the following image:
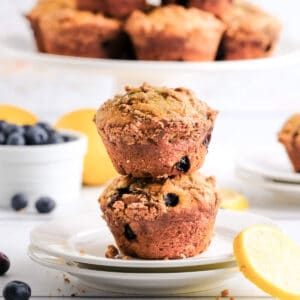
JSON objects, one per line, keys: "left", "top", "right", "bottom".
{"left": 99, "top": 173, "right": 220, "bottom": 259}
{"left": 278, "top": 114, "right": 300, "bottom": 172}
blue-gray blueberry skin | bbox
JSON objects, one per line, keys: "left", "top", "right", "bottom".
{"left": 0, "top": 120, "right": 75, "bottom": 146}
{"left": 2, "top": 281, "right": 31, "bottom": 300}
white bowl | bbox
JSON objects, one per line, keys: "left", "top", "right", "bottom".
{"left": 0, "top": 130, "right": 87, "bottom": 209}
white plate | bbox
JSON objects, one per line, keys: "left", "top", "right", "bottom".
{"left": 236, "top": 167, "right": 300, "bottom": 195}
{"left": 30, "top": 210, "right": 274, "bottom": 270}
{"left": 28, "top": 246, "right": 239, "bottom": 295}
{"left": 1, "top": 33, "right": 299, "bottom": 75}
{"left": 236, "top": 146, "right": 300, "bottom": 184}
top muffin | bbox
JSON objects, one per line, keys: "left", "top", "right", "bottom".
{"left": 95, "top": 83, "right": 217, "bottom": 177}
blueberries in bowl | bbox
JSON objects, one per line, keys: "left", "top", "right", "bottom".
{"left": 0, "top": 120, "right": 75, "bottom": 146}
{"left": 25, "top": 125, "right": 48, "bottom": 145}
{"left": 6, "top": 133, "right": 26, "bottom": 146}
{"left": 3, "top": 281, "right": 31, "bottom": 300}
{"left": 0, "top": 252, "right": 10, "bottom": 276}
{"left": 35, "top": 197, "right": 56, "bottom": 214}
{"left": 11, "top": 194, "right": 29, "bottom": 212}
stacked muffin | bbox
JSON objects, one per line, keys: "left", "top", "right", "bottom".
{"left": 26, "top": 0, "right": 281, "bottom": 61}
{"left": 95, "top": 83, "right": 220, "bottom": 259}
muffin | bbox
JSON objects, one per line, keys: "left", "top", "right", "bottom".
{"left": 162, "top": 0, "right": 233, "bottom": 16}
{"left": 76, "top": 0, "right": 147, "bottom": 19}
{"left": 99, "top": 173, "right": 220, "bottom": 259}
{"left": 38, "top": 9, "right": 124, "bottom": 58}
{"left": 124, "top": 5, "right": 225, "bottom": 61}
{"left": 219, "top": 0, "right": 281, "bottom": 60}
{"left": 278, "top": 114, "right": 300, "bottom": 172}
{"left": 25, "top": 0, "right": 76, "bottom": 52}
{"left": 95, "top": 83, "right": 218, "bottom": 177}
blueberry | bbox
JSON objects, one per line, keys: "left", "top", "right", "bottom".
{"left": 174, "top": 156, "right": 190, "bottom": 172}
{"left": 178, "top": 0, "right": 189, "bottom": 6}
{"left": 11, "top": 194, "right": 28, "bottom": 211}
{"left": 3, "top": 281, "right": 31, "bottom": 300}
{"left": 117, "top": 187, "right": 131, "bottom": 195}
{"left": 22, "top": 125, "right": 31, "bottom": 131}
{"left": 36, "top": 122, "right": 52, "bottom": 132}
{"left": 124, "top": 224, "right": 136, "bottom": 241}
{"left": 3, "top": 124, "right": 24, "bottom": 136}
{"left": 25, "top": 126, "right": 48, "bottom": 145}
{"left": 35, "top": 197, "right": 56, "bottom": 213}
{"left": 62, "top": 135, "right": 75, "bottom": 142}
{"left": 0, "top": 120, "right": 6, "bottom": 129}
{"left": 0, "top": 132, "right": 6, "bottom": 145}
{"left": 47, "top": 131, "right": 64, "bottom": 144}
{"left": 203, "top": 130, "right": 212, "bottom": 148}
{"left": 0, "top": 122, "right": 11, "bottom": 135}
{"left": 6, "top": 133, "right": 25, "bottom": 146}
{"left": 163, "top": 193, "right": 179, "bottom": 207}
{"left": 203, "top": 133, "right": 212, "bottom": 148}
{"left": 0, "top": 252, "right": 10, "bottom": 276}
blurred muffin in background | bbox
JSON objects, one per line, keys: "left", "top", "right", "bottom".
{"left": 76, "top": 0, "right": 147, "bottom": 19}
{"left": 39, "top": 9, "right": 125, "bottom": 58}
{"left": 125, "top": 4, "right": 225, "bottom": 61}
{"left": 278, "top": 114, "right": 300, "bottom": 173}
{"left": 162, "top": 0, "right": 233, "bottom": 17}
{"left": 25, "top": 0, "right": 76, "bottom": 51}
{"left": 218, "top": 0, "right": 281, "bottom": 60}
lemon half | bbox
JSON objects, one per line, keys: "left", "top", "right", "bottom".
{"left": 0, "top": 105, "right": 37, "bottom": 125}
{"left": 55, "top": 109, "right": 117, "bottom": 186}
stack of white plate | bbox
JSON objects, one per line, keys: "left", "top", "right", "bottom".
{"left": 235, "top": 146, "right": 300, "bottom": 198}
{"left": 28, "top": 211, "right": 274, "bottom": 296}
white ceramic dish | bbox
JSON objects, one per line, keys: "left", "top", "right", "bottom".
{"left": 235, "top": 146, "right": 300, "bottom": 184}
{"left": 30, "top": 210, "right": 274, "bottom": 269}
{"left": 236, "top": 167, "right": 300, "bottom": 197}
{"left": 0, "top": 130, "right": 87, "bottom": 209}
{"left": 28, "top": 246, "right": 239, "bottom": 295}
{"left": 1, "top": 33, "right": 299, "bottom": 77}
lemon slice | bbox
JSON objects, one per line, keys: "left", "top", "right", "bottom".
{"left": 219, "top": 188, "right": 249, "bottom": 211}
{"left": 56, "top": 109, "right": 117, "bottom": 186}
{"left": 0, "top": 105, "right": 37, "bottom": 125}
{"left": 234, "top": 225, "right": 300, "bottom": 299}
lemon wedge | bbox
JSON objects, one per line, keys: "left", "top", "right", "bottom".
{"left": 55, "top": 109, "right": 117, "bottom": 186}
{"left": 234, "top": 225, "right": 300, "bottom": 299}
{"left": 0, "top": 105, "right": 37, "bottom": 125}
{"left": 219, "top": 188, "right": 249, "bottom": 211}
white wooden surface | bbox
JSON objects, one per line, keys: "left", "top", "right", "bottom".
{"left": 0, "top": 1, "right": 300, "bottom": 299}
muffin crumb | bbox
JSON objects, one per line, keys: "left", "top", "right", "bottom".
{"left": 105, "top": 244, "right": 119, "bottom": 258}
{"left": 221, "top": 289, "right": 230, "bottom": 297}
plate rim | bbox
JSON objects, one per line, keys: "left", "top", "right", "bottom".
{"left": 236, "top": 167, "right": 300, "bottom": 193}
{"left": 30, "top": 210, "right": 275, "bottom": 269}
{"left": 1, "top": 34, "right": 300, "bottom": 73}
{"left": 235, "top": 148, "right": 300, "bottom": 184}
